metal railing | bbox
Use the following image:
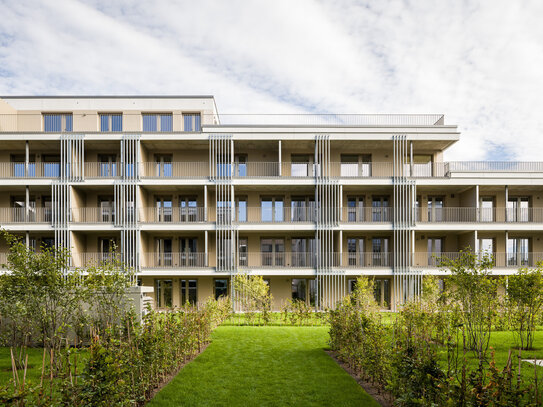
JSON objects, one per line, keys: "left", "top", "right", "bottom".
{"left": 140, "top": 207, "right": 207, "bottom": 223}
{"left": 341, "top": 207, "right": 392, "bottom": 223}
{"left": 84, "top": 162, "right": 121, "bottom": 178}
{"left": 142, "top": 252, "right": 207, "bottom": 268}
{"left": 414, "top": 252, "right": 543, "bottom": 268}
{"left": 140, "top": 162, "right": 208, "bottom": 178}
{"left": 0, "top": 162, "right": 63, "bottom": 179}
{"left": 76, "top": 252, "right": 122, "bottom": 267}
{"left": 0, "top": 207, "right": 52, "bottom": 223}
{"left": 448, "top": 162, "right": 543, "bottom": 173}
{"left": 71, "top": 207, "right": 116, "bottom": 223}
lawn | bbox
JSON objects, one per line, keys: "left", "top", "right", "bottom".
{"left": 148, "top": 326, "right": 380, "bottom": 407}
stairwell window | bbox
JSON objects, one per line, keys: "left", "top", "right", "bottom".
{"left": 142, "top": 113, "right": 173, "bottom": 132}
{"left": 43, "top": 114, "right": 72, "bottom": 132}
{"left": 183, "top": 113, "right": 201, "bottom": 132}
{"left": 100, "top": 114, "right": 123, "bottom": 132}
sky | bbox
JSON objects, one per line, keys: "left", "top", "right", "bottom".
{"left": 0, "top": 0, "right": 542, "bottom": 161}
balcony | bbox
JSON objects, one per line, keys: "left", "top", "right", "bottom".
{"left": 416, "top": 207, "right": 543, "bottom": 223}
{"left": 0, "top": 162, "right": 61, "bottom": 179}
{"left": 142, "top": 252, "right": 207, "bottom": 268}
{"left": 413, "top": 252, "right": 543, "bottom": 268}
{"left": 71, "top": 208, "right": 116, "bottom": 223}
{"left": 0, "top": 207, "right": 52, "bottom": 224}
{"left": 140, "top": 207, "right": 207, "bottom": 223}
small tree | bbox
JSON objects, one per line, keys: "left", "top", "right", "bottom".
{"left": 439, "top": 250, "right": 500, "bottom": 361}
{"left": 507, "top": 266, "right": 543, "bottom": 350}
{"left": 351, "top": 276, "right": 379, "bottom": 312}
{"left": 232, "top": 274, "right": 273, "bottom": 324}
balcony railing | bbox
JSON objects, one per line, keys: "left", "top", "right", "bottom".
{"left": 71, "top": 207, "right": 116, "bottom": 223}
{"left": 76, "top": 252, "right": 122, "bottom": 267}
{"left": 0, "top": 162, "right": 63, "bottom": 179}
{"left": 140, "top": 207, "right": 207, "bottom": 223}
{"left": 0, "top": 207, "right": 52, "bottom": 223}
{"left": 414, "top": 252, "right": 543, "bottom": 268}
{"left": 142, "top": 252, "right": 207, "bottom": 268}
{"left": 140, "top": 162, "right": 208, "bottom": 178}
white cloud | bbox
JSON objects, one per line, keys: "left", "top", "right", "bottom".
{"left": 0, "top": 0, "right": 542, "bottom": 161}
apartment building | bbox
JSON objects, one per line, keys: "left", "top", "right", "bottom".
{"left": 0, "top": 96, "right": 540, "bottom": 311}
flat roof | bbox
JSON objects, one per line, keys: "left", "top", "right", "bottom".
{"left": 0, "top": 95, "right": 215, "bottom": 99}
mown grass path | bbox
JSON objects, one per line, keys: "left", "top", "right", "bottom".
{"left": 148, "top": 326, "right": 379, "bottom": 407}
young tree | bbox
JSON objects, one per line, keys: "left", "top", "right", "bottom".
{"left": 507, "top": 266, "right": 543, "bottom": 350}
{"left": 232, "top": 274, "right": 273, "bottom": 323}
{"left": 439, "top": 250, "right": 501, "bottom": 361}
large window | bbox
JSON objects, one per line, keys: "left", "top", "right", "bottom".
{"left": 234, "top": 155, "right": 247, "bottom": 177}
{"left": 291, "top": 197, "right": 315, "bottom": 222}
{"left": 156, "top": 197, "right": 173, "bottom": 222}
{"left": 43, "top": 114, "right": 72, "bottom": 132}
{"left": 99, "top": 154, "right": 117, "bottom": 177}
{"left": 238, "top": 238, "right": 248, "bottom": 266}
{"left": 143, "top": 113, "right": 173, "bottom": 132}
{"left": 100, "top": 114, "right": 122, "bottom": 132}
{"left": 183, "top": 113, "right": 201, "bottom": 132}
{"left": 214, "top": 279, "right": 229, "bottom": 299}
{"left": 43, "top": 155, "right": 60, "bottom": 178}
{"left": 236, "top": 197, "right": 247, "bottom": 222}
{"left": 180, "top": 279, "right": 197, "bottom": 305}
{"left": 507, "top": 197, "right": 530, "bottom": 222}
{"left": 155, "top": 279, "right": 173, "bottom": 308}
{"left": 372, "top": 238, "right": 389, "bottom": 266}
{"left": 427, "top": 196, "right": 444, "bottom": 222}
{"left": 347, "top": 197, "right": 364, "bottom": 222}
{"left": 292, "top": 279, "right": 307, "bottom": 301}
{"left": 427, "top": 238, "right": 443, "bottom": 266}
{"left": 11, "top": 154, "right": 35, "bottom": 177}
{"left": 347, "top": 238, "right": 364, "bottom": 266}
{"left": 291, "top": 155, "right": 311, "bottom": 177}
{"left": 261, "top": 238, "right": 284, "bottom": 266}
{"left": 155, "top": 155, "right": 172, "bottom": 177}
{"left": 180, "top": 238, "right": 198, "bottom": 266}
{"left": 179, "top": 196, "right": 198, "bottom": 222}
{"left": 291, "top": 238, "right": 316, "bottom": 267}
{"left": 372, "top": 197, "right": 389, "bottom": 222}
{"left": 507, "top": 238, "right": 530, "bottom": 267}
{"left": 99, "top": 196, "right": 115, "bottom": 223}
{"left": 479, "top": 197, "right": 494, "bottom": 222}
{"left": 261, "top": 197, "right": 283, "bottom": 222}
{"left": 156, "top": 238, "right": 173, "bottom": 266}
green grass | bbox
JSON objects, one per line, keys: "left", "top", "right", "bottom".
{"left": 148, "top": 326, "right": 380, "bottom": 407}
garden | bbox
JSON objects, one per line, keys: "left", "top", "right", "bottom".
{"left": 1, "top": 229, "right": 543, "bottom": 406}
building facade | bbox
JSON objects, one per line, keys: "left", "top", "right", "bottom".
{"left": 0, "top": 96, "right": 539, "bottom": 310}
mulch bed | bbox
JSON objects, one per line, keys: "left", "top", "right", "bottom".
{"left": 325, "top": 350, "right": 393, "bottom": 407}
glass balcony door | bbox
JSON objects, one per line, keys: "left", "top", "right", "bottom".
{"left": 99, "top": 197, "right": 115, "bottom": 222}
{"left": 372, "top": 197, "right": 389, "bottom": 222}
{"left": 427, "top": 238, "right": 443, "bottom": 266}
{"left": 507, "top": 238, "right": 530, "bottom": 266}
{"left": 180, "top": 197, "right": 198, "bottom": 222}
{"left": 155, "top": 155, "right": 172, "bottom": 177}
{"left": 156, "top": 238, "right": 173, "bottom": 267}
{"left": 261, "top": 197, "right": 283, "bottom": 222}
{"left": 180, "top": 238, "right": 198, "bottom": 266}
{"left": 428, "top": 197, "right": 444, "bottom": 222}
{"left": 347, "top": 197, "right": 364, "bottom": 222}
{"left": 261, "top": 238, "right": 284, "bottom": 266}
{"left": 479, "top": 197, "right": 494, "bottom": 222}
{"left": 292, "top": 238, "right": 316, "bottom": 267}
{"left": 347, "top": 238, "right": 364, "bottom": 266}
{"left": 507, "top": 197, "right": 530, "bottom": 222}
{"left": 99, "top": 154, "right": 117, "bottom": 177}
{"left": 372, "top": 238, "right": 389, "bottom": 266}
{"left": 156, "top": 197, "right": 173, "bottom": 222}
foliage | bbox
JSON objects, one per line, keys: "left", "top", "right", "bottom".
{"left": 439, "top": 250, "right": 501, "bottom": 361}
{"left": 507, "top": 266, "right": 543, "bottom": 350}
{"left": 281, "top": 299, "right": 320, "bottom": 326}
{"left": 233, "top": 274, "right": 273, "bottom": 324}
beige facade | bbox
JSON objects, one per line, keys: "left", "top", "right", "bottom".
{"left": 0, "top": 96, "right": 541, "bottom": 310}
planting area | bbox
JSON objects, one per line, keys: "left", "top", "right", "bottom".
{"left": 148, "top": 326, "right": 379, "bottom": 407}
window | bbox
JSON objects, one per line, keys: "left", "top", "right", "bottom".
{"left": 261, "top": 197, "right": 283, "bottom": 222}
{"left": 508, "top": 238, "right": 530, "bottom": 267}
{"left": 156, "top": 238, "right": 173, "bottom": 266}
{"left": 427, "top": 197, "right": 444, "bottom": 222}
{"left": 155, "top": 155, "right": 172, "bottom": 177}
{"left": 43, "top": 114, "right": 72, "bottom": 132}
{"left": 480, "top": 197, "right": 494, "bottom": 222}
{"left": 372, "top": 197, "right": 389, "bottom": 222}
{"left": 214, "top": 279, "right": 229, "bottom": 299}
{"left": 99, "top": 154, "right": 117, "bottom": 177}
{"left": 347, "top": 238, "right": 364, "bottom": 266}
{"left": 100, "top": 114, "right": 123, "bottom": 132}
{"left": 217, "top": 200, "right": 232, "bottom": 223}
{"left": 236, "top": 197, "right": 247, "bottom": 222}
{"left": 155, "top": 279, "right": 173, "bottom": 308}
{"left": 341, "top": 154, "right": 371, "bottom": 177}
{"left": 372, "top": 238, "right": 389, "bottom": 266}
{"left": 156, "top": 197, "right": 173, "bottom": 222}
{"left": 183, "top": 113, "right": 201, "bottom": 132}
{"left": 292, "top": 279, "right": 307, "bottom": 302}
{"left": 291, "top": 155, "right": 311, "bottom": 177}
{"left": 291, "top": 197, "right": 315, "bottom": 222}
{"left": 291, "top": 238, "right": 316, "bottom": 267}
{"left": 347, "top": 197, "right": 364, "bottom": 222}
{"left": 41, "top": 237, "right": 55, "bottom": 251}
{"left": 507, "top": 197, "right": 530, "bottom": 222}
{"left": 11, "top": 154, "right": 35, "bottom": 177}
{"left": 43, "top": 155, "right": 60, "bottom": 178}
{"left": 99, "top": 196, "right": 115, "bottom": 223}
{"left": 238, "top": 238, "right": 248, "bottom": 266}
{"left": 179, "top": 196, "right": 198, "bottom": 222}
{"left": 261, "top": 238, "right": 284, "bottom": 266}
{"left": 180, "top": 238, "right": 198, "bottom": 266}
{"left": 142, "top": 113, "right": 172, "bottom": 132}
{"left": 427, "top": 238, "right": 443, "bottom": 266}
{"left": 180, "top": 280, "right": 198, "bottom": 305}
{"left": 234, "top": 155, "right": 247, "bottom": 177}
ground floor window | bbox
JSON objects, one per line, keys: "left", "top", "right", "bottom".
{"left": 292, "top": 279, "right": 316, "bottom": 306}
{"left": 181, "top": 279, "right": 198, "bottom": 305}
{"left": 215, "top": 279, "right": 229, "bottom": 299}
{"left": 155, "top": 279, "right": 173, "bottom": 308}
